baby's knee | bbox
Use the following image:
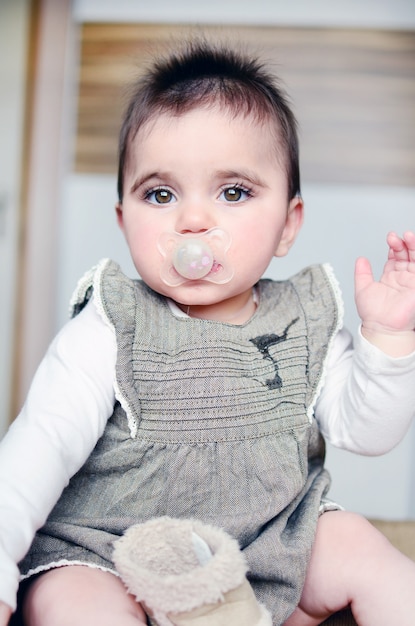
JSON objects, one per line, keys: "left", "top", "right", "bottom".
{"left": 316, "top": 510, "right": 394, "bottom": 571}
{"left": 297, "top": 511, "right": 395, "bottom": 616}
{"left": 21, "top": 566, "right": 147, "bottom": 626}
{"left": 22, "top": 570, "right": 65, "bottom": 626}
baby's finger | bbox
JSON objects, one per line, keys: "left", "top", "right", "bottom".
{"left": 386, "top": 231, "right": 408, "bottom": 261}
{"left": 403, "top": 231, "right": 415, "bottom": 263}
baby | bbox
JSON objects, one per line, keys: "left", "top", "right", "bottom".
{"left": 0, "top": 39, "right": 415, "bottom": 626}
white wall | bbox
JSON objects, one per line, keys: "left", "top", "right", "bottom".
{"left": 0, "top": 0, "right": 30, "bottom": 438}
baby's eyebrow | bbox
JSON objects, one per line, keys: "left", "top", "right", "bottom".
{"left": 130, "top": 171, "right": 173, "bottom": 192}
{"left": 214, "top": 169, "right": 267, "bottom": 187}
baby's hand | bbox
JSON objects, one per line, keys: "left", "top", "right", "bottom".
{"left": 355, "top": 231, "right": 415, "bottom": 357}
{"left": 0, "top": 601, "right": 12, "bottom": 626}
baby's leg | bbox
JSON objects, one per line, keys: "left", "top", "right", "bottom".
{"left": 22, "top": 565, "right": 147, "bottom": 626}
{"left": 285, "top": 510, "right": 415, "bottom": 625}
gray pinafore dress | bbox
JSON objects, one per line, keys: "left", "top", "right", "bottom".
{"left": 19, "top": 259, "right": 342, "bottom": 625}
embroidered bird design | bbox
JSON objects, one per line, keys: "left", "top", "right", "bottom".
{"left": 250, "top": 318, "right": 299, "bottom": 389}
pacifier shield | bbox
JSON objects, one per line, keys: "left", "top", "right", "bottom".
{"left": 158, "top": 228, "right": 234, "bottom": 286}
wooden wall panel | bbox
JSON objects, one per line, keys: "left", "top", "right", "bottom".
{"left": 75, "top": 24, "right": 415, "bottom": 187}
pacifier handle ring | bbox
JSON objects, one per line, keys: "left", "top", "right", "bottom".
{"left": 172, "top": 238, "right": 214, "bottom": 280}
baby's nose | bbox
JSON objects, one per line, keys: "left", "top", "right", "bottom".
{"left": 175, "top": 202, "right": 216, "bottom": 234}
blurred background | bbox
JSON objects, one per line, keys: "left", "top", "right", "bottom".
{"left": 1, "top": 0, "right": 414, "bottom": 520}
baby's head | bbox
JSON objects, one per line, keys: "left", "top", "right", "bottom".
{"left": 117, "top": 39, "right": 300, "bottom": 204}
{"left": 116, "top": 39, "right": 304, "bottom": 321}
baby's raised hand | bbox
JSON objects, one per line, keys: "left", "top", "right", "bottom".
{"left": 355, "top": 231, "right": 415, "bottom": 356}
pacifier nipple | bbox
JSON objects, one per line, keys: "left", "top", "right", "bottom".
{"left": 158, "top": 228, "right": 234, "bottom": 287}
{"left": 173, "top": 239, "right": 214, "bottom": 280}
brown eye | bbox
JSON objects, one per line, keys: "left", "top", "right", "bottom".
{"left": 154, "top": 189, "right": 172, "bottom": 204}
{"left": 145, "top": 188, "right": 175, "bottom": 204}
{"left": 223, "top": 187, "right": 242, "bottom": 202}
{"left": 220, "top": 185, "right": 251, "bottom": 203}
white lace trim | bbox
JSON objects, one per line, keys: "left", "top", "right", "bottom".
{"left": 70, "top": 258, "right": 139, "bottom": 439}
{"left": 307, "top": 263, "right": 345, "bottom": 423}
{"left": 20, "top": 560, "right": 118, "bottom": 582}
{"left": 93, "top": 261, "right": 139, "bottom": 438}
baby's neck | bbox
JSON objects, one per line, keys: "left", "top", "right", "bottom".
{"left": 176, "top": 288, "right": 258, "bottom": 325}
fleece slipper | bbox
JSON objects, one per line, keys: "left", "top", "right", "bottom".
{"left": 113, "top": 516, "right": 272, "bottom": 626}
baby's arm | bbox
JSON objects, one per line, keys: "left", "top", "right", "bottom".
{"left": 316, "top": 232, "right": 415, "bottom": 453}
{"left": 316, "top": 327, "right": 415, "bottom": 453}
{"left": 355, "top": 230, "right": 415, "bottom": 357}
{"left": 0, "top": 298, "right": 116, "bottom": 615}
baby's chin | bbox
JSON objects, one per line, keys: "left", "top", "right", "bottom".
{"left": 168, "top": 283, "right": 229, "bottom": 307}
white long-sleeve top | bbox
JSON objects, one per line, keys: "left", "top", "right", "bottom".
{"left": 0, "top": 296, "right": 414, "bottom": 611}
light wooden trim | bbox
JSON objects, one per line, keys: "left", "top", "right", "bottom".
{"left": 75, "top": 23, "right": 415, "bottom": 187}
{"left": 9, "top": 0, "right": 41, "bottom": 422}
{"left": 11, "top": 0, "right": 73, "bottom": 416}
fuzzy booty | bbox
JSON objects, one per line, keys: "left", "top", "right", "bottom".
{"left": 113, "top": 516, "right": 272, "bottom": 626}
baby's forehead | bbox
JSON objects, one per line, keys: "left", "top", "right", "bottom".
{"left": 125, "top": 104, "right": 287, "bottom": 183}
{"left": 133, "top": 103, "right": 280, "bottom": 143}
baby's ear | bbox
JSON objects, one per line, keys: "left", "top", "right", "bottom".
{"left": 274, "top": 196, "right": 304, "bottom": 258}
{"left": 115, "top": 202, "right": 124, "bottom": 231}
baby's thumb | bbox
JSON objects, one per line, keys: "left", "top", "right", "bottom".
{"left": 354, "top": 256, "right": 374, "bottom": 296}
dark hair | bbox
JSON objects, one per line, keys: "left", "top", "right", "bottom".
{"left": 117, "top": 39, "right": 300, "bottom": 202}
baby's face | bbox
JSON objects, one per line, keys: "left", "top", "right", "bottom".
{"left": 117, "top": 106, "right": 302, "bottom": 319}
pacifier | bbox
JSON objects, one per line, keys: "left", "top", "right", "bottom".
{"left": 158, "top": 227, "right": 234, "bottom": 286}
